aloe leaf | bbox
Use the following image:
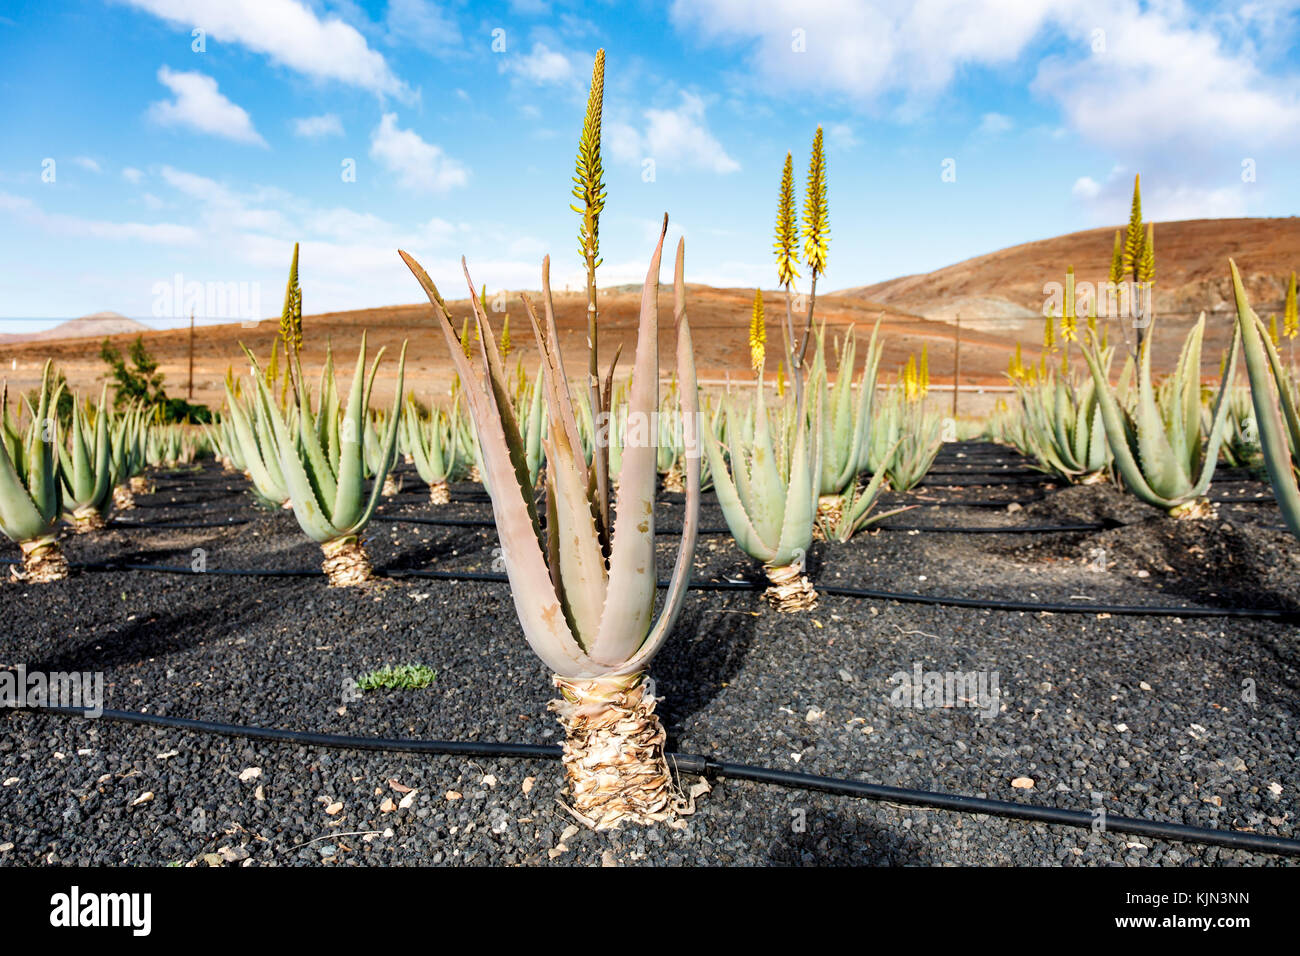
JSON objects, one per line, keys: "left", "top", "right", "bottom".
{"left": 1080, "top": 332, "right": 1164, "bottom": 506}
{"left": 1133, "top": 335, "right": 1188, "bottom": 501}
{"left": 346, "top": 342, "right": 407, "bottom": 537}
{"left": 703, "top": 413, "right": 771, "bottom": 562}
{"left": 399, "top": 249, "right": 588, "bottom": 675}
{"left": 331, "top": 334, "right": 373, "bottom": 530}
{"left": 616, "top": 237, "right": 701, "bottom": 675}
{"left": 1189, "top": 320, "right": 1237, "bottom": 498}
{"left": 244, "top": 346, "right": 335, "bottom": 541}
{"left": 590, "top": 224, "right": 668, "bottom": 665}
{"left": 1230, "top": 259, "right": 1300, "bottom": 535}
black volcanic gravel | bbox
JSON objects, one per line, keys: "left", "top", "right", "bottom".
{"left": 1, "top": 443, "right": 1297, "bottom": 866}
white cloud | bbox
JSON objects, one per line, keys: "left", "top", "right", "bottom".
{"left": 975, "top": 112, "right": 1013, "bottom": 137}
{"left": 123, "top": 0, "right": 411, "bottom": 100}
{"left": 507, "top": 42, "right": 574, "bottom": 84}
{"left": 384, "top": 0, "right": 462, "bottom": 53}
{"left": 1071, "top": 176, "right": 1101, "bottom": 200}
{"left": 369, "top": 113, "right": 469, "bottom": 193}
{"left": 292, "top": 113, "right": 344, "bottom": 138}
{"left": 147, "top": 66, "right": 267, "bottom": 146}
{"left": 610, "top": 93, "right": 740, "bottom": 174}
{"left": 72, "top": 157, "right": 101, "bottom": 173}
{"left": 1069, "top": 166, "right": 1251, "bottom": 222}
{"left": 0, "top": 192, "right": 199, "bottom": 244}
{"left": 122, "top": 167, "right": 144, "bottom": 184}
{"left": 670, "top": 0, "right": 1062, "bottom": 103}
{"left": 671, "top": 0, "right": 1300, "bottom": 153}
{"left": 826, "top": 122, "right": 858, "bottom": 150}
{"left": 1034, "top": 3, "right": 1300, "bottom": 155}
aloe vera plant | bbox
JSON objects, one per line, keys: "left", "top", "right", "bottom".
{"left": 401, "top": 223, "right": 700, "bottom": 829}
{"left": 224, "top": 377, "right": 292, "bottom": 509}
{"left": 809, "top": 319, "right": 884, "bottom": 534}
{"left": 402, "top": 398, "right": 460, "bottom": 504}
{"left": 1011, "top": 363, "right": 1112, "bottom": 483}
{"left": 1230, "top": 259, "right": 1300, "bottom": 537}
{"left": 0, "top": 361, "right": 68, "bottom": 581}
{"left": 364, "top": 411, "right": 402, "bottom": 497}
{"left": 59, "top": 387, "right": 113, "bottom": 533}
{"left": 109, "top": 405, "right": 148, "bottom": 509}
{"left": 1079, "top": 311, "right": 1238, "bottom": 517}
{"left": 704, "top": 371, "right": 821, "bottom": 611}
{"left": 244, "top": 334, "right": 407, "bottom": 586}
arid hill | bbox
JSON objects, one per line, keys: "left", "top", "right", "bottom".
{"left": 0, "top": 311, "right": 150, "bottom": 345}
{"left": 836, "top": 217, "right": 1300, "bottom": 320}
{"left": 0, "top": 285, "right": 1018, "bottom": 415}
{"left": 6, "top": 217, "right": 1297, "bottom": 417}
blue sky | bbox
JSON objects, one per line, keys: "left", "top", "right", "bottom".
{"left": 1, "top": 0, "right": 1298, "bottom": 331}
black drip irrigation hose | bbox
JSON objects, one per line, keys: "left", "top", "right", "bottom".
{"left": 15, "top": 705, "right": 1298, "bottom": 857}
{"left": 5, "top": 556, "right": 1292, "bottom": 621}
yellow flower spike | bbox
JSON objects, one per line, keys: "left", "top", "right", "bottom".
{"left": 1042, "top": 312, "right": 1056, "bottom": 352}
{"left": 749, "top": 288, "right": 766, "bottom": 374}
{"left": 279, "top": 242, "right": 303, "bottom": 356}
{"left": 459, "top": 317, "right": 473, "bottom": 360}
{"left": 1122, "top": 174, "right": 1144, "bottom": 278}
{"left": 500, "top": 314, "right": 512, "bottom": 362}
{"left": 1138, "top": 222, "right": 1155, "bottom": 286}
{"left": 570, "top": 49, "right": 606, "bottom": 272}
{"left": 802, "top": 126, "right": 829, "bottom": 276}
{"left": 1060, "top": 267, "right": 1078, "bottom": 343}
{"left": 1285, "top": 271, "right": 1298, "bottom": 340}
{"left": 774, "top": 152, "right": 800, "bottom": 287}
{"left": 902, "top": 354, "right": 917, "bottom": 402}
{"left": 919, "top": 344, "right": 929, "bottom": 398}
{"left": 1109, "top": 229, "right": 1124, "bottom": 289}
{"left": 1269, "top": 313, "right": 1280, "bottom": 347}
{"left": 776, "top": 360, "right": 787, "bottom": 398}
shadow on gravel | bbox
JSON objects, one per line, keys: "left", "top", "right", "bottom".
{"left": 23, "top": 589, "right": 294, "bottom": 675}
{"left": 764, "top": 808, "right": 931, "bottom": 865}
{"left": 654, "top": 599, "right": 759, "bottom": 733}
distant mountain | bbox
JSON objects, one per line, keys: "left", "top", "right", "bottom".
{"left": 0, "top": 311, "right": 151, "bottom": 344}
{"left": 830, "top": 217, "right": 1300, "bottom": 325}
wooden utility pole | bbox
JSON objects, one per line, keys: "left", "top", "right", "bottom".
{"left": 187, "top": 310, "right": 195, "bottom": 400}
{"left": 952, "top": 312, "right": 961, "bottom": 418}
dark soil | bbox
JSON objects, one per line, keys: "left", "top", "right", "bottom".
{"left": 1, "top": 443, "right": 1297, "bottom": 866}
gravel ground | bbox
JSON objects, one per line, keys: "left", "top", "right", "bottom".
{"left": 1, "top": 443, "right": 1297, "bottom": 866}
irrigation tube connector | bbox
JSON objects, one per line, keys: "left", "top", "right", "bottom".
{"left": 4, "top": 557, "right": 1294, "bottom": 622}
{"left": 19, "top": 705, "right": 1300, "bottom": 858}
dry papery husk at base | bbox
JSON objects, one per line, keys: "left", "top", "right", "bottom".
{"left": 12, "top": 536, "right": 69, "bottom": 583}
{"left": 763, "top": 560, "right": 818, "bottom": 611}
{"left": 549, "top": 673, "right": 705, "bottom": 830}
{"left": 321, "top": 536, "right": 375, "bottom": 587}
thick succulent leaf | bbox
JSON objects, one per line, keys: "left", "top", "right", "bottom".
{"left": 1232, "top": 259, "right": 1300, "bottom": 536}
{"left": 615, "top": 237, "right": 701, "bottom": 675}
{"left": 743, "top": 375, "right": 787, "bottom": 546}
{"left": 772, "top": 391, "right": 817, "bottom": 567}
{"left": 1079, "top": 333, "right": 1165, "bottom": 507}
{"left": 341, "top": 343, "right": 407, "bottom": 538}
{"left": 331, "top": 334, "right": 374, "bottom": 530}
{"left": 1189, "top": 321, "right": 1237, "bottom": 498}
{"left": 703, "top": 413, "right": 772, "bottom": 562}
{"left": 589, "top": 225, "right": 669, "bottom": 665}
{"left": 1132, "top": 336, "right": 1189, "bottom": 500}
{"left": 399, "top": 249, "right": 587, "bottom": 675}
{"left": 244, "top": 346, "right": 336, "bottom": 542}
